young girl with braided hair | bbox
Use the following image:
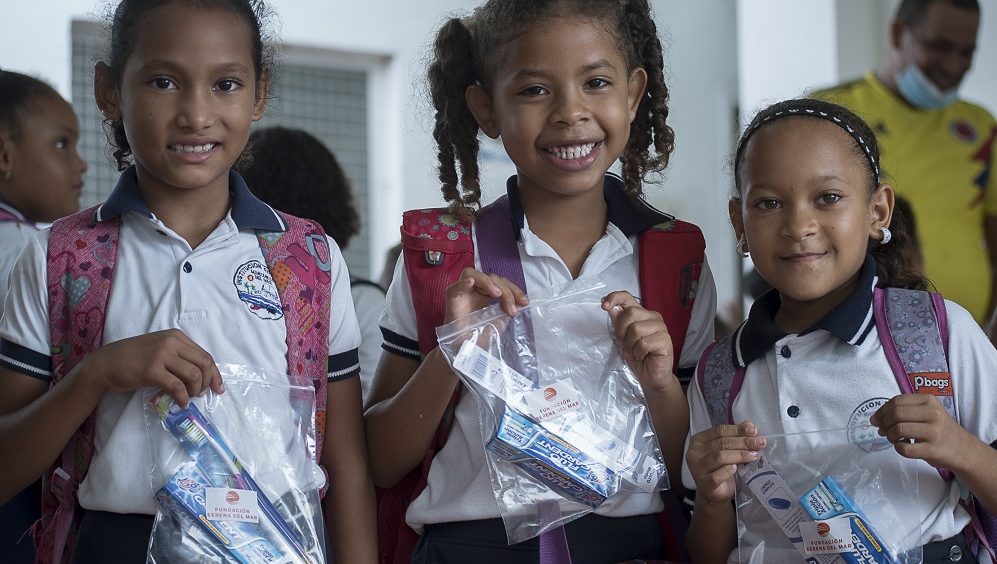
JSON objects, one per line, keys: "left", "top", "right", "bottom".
{"left": 365, "top": 1, "right": 717, "bottom": 562}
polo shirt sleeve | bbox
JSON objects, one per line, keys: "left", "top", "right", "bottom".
{"left": 680, "top": 364, "right": 716, "bottom": 503}
{"left": 0, "top": 230, "right": 53, "bottom": 380}
{"left": 325, "top": 235, "right": 361, "bottom": 382}
{"left": 676, "top": 256, "right": 718, "bottom": 375}
{"left": 378, "top": 251, "right": 421, "bottom": 362}
{"left": 944, "top": 299, "right": 997, "bottom": 448}
{"left": 0, "top": 221, "right": 38, "bottom": 319}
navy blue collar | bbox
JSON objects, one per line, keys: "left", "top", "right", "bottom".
{"left": 505, "top": 173, "right": 673, "bottom": 239}
{"left": 94, "top": 166, "right": 286, "bottom": 232}
{"left": 733, "top": 255, "right": 879, "bottom": 367}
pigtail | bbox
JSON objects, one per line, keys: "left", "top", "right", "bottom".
{"left": 428, "top": 17, "right": 482, "bottom": 216}
{"left": 871, "top": 202, "right": 931, "bottom": 291}
{"left": 620, "top": 0, "right": 674, "bottom": 198}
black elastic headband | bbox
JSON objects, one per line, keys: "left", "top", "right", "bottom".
{"left": 742, "top": 106, "right": 881, "bottom": 184}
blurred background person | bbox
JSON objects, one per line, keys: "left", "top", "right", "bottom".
{"left": 0, "top": 68, "right": 86, "bottom": 564}
{"left": 813, "top": 0, "right": 996, "bottom": 325}
{"left": 241, "top": 126, "right": 386, "bottom": 400}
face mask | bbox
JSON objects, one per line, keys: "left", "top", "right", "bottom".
{"left": 895, "top": 63, "right": 959, "bottom": 109}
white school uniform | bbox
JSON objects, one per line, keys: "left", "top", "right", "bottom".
{"left": 0, "top": 202, "right": 38, "bottom": 319}
{"left": 681, "top": 256, "right": 997, "bottom": 563}
{"left": 0, "top": 167, "right": 362, "bottom": 515}
{"left": 350, "top": 278, "right": 386, "bottom": 400}
{"left": 379, "top": 175, "right": 718, "bottom": 533}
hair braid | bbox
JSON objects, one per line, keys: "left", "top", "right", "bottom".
{"left": 428, "top": 17, "right": 482, "bottom": 216}
{"left": 619, "top": 0, "right": 674, "bottom": 197}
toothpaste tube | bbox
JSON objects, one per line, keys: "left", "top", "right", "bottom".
{"left": 800, "top": 477, "right": 901, "bottom": 564}
{"left": 157, "top": 463, "right": 297, "bottom": 564}
{"left": 486, "top": 407, "right": 616, "bottom": 508}
{"left": 453, "top": 341, "right": 668, "bottom": 493}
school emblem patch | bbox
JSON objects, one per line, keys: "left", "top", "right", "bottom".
{"left": 847, "top": 397, "right": 892, "bottom": 453}
{"left": 233, "top": 260, "right": 283, "bottom": 320}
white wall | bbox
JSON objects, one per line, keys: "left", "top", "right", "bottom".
{"left": 737, "top": 0, "right": 997, "bottom": 139}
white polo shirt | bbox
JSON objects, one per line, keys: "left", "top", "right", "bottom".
{"left": 350, "top": 279, "right": 386, "bottom": 400}
{"left": 0, "top": 202, "right": 38, "bottom": 319}
{"left": 681, "top": 256, "right": 997, "bottom": 563}
{"left": 0, "top": 167, "right": 362, "bottom": 515}
{"left": 379, "top": 175, "right": 718, "bottom": 531}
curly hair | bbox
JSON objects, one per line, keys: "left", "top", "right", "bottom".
{"left": 101, "top": 0, "right": 276, "bottom": 170}
{"left": 733, "top": 98, "right": 930, "bottom": 292}
{"left": 427, "top": 0, "right": 674, "bottom": 215}
{"left": 240, "top": 127, "right": 360, "bottom": 248}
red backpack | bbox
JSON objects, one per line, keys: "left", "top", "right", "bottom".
{"left": 32, "top": 206, "right": 333, "bottom": 564}
{"left": 377, "top": 193, "right": 706, "bottom": 564}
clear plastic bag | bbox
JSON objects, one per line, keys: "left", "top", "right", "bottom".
{"left": 436, "top": 279, "right": 669, "bottom": 544}
{"left": 733, "top": 417, "right": 924, "bottom": 564}
{"left": 143, "top": 364, "right": 326, "bottom": 564}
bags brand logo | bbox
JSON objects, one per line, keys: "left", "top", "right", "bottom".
{"left": 908, "top": 372, "right": 953, "bottom": 396}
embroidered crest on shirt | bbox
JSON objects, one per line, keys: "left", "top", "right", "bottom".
{"left": 233, "top": 260, "right": 283, "bottom": 320}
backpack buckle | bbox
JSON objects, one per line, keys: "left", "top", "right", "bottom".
{"left": 425, "top": 250, "right": 443, "bottom": 265}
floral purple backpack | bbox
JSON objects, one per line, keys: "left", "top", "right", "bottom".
{"left": 697, "top": 287, "right": 996, "bottom": 561}
{"left": 32, "top": 206, "right": 333, "bottom": 564}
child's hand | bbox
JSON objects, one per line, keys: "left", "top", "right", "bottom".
{"left": 870, "top": 394, "right": 974, "bottom": 469}
{"left": 443, "top": 268, "right": 528, "bottom": 324}
{"left": 686, "top": 421, "right": 764, "bottom": 504}
{"left": 79, "top": 329, "right": 222, "bottom": 407}
{"left": 602, "top": 291, "right": 675, "bottom": 390}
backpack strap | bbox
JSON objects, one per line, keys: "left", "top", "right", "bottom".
{"left": 401, "top": 208, "right": 474, "bottom": 357}
{"left": 256, "top": 212, "right": 332, "bottom": 461}
{"left": 696, "top": 332, "right": 745, "bottom": 428}
{"left": 639, "top": 219, "right": 705, "bottom": 374}
{"left": 378, "top": 207, "right": 473, "bottom": 563}
{"left": 35, "top": 206, "right": 120, "bottom": 564}
{"left": 872, "top": 287, "right": 955, "bottom": 480}
{"left": 874, "top": 288, "right": 996, "bottom": 558}
{"left": 381, "top": 198, "right": 535, "bottom": 564}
